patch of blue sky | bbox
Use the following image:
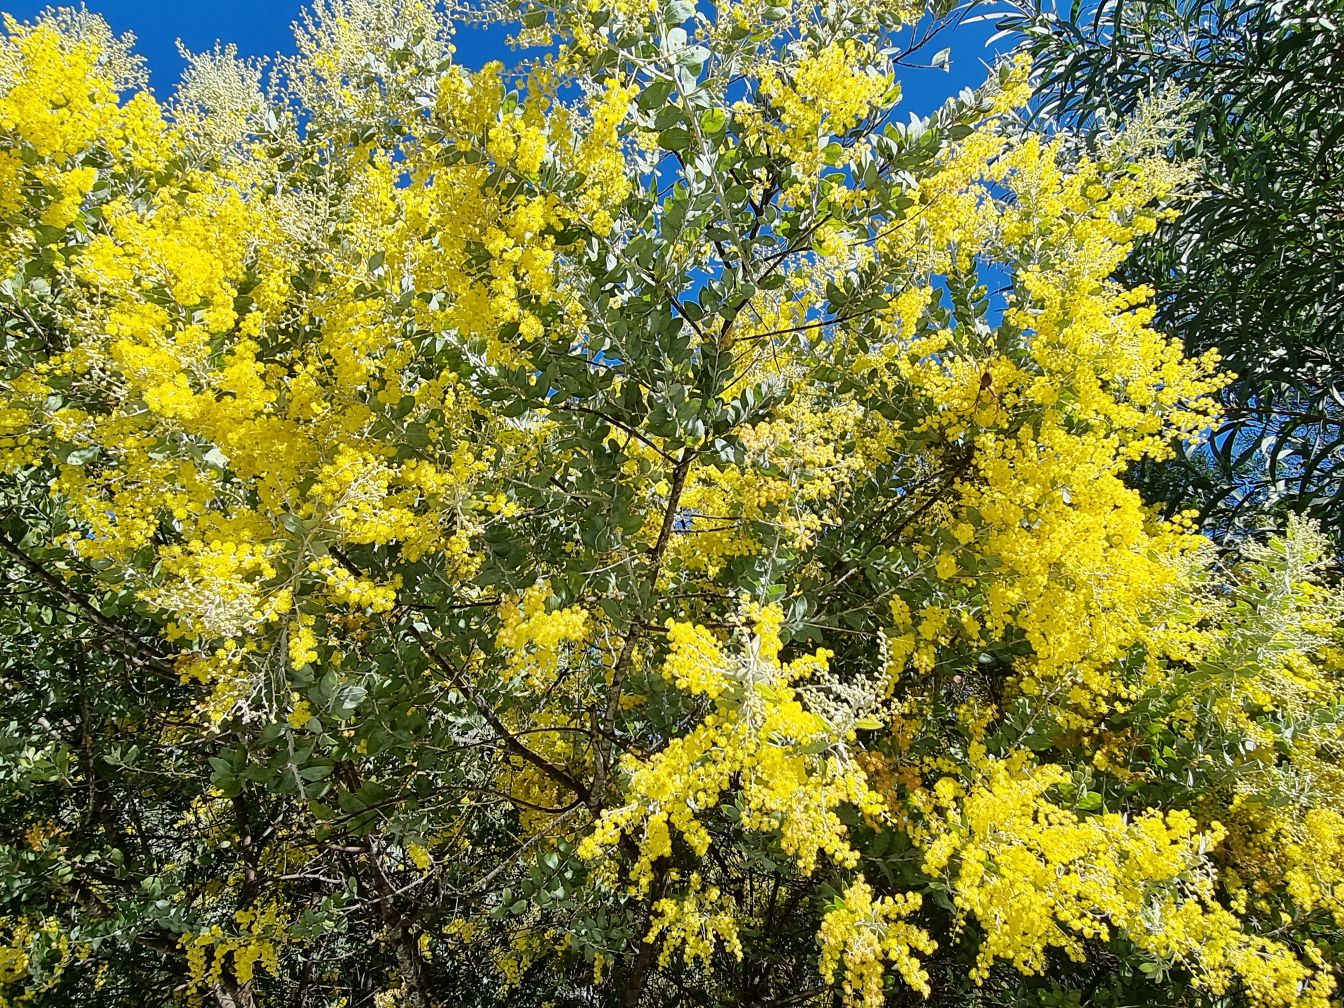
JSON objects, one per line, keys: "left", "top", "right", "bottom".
{"left": 2, "top": 1, "right": 1011, "bottom": 105}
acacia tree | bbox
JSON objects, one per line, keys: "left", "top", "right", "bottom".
{"left": 994, "top": 0, "right": 1344, "bottom": 541}
{"left": 1, "top": 3, "right": 1341, "bottom": 1008}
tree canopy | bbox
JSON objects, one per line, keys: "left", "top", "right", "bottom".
{"left": 0, "top": 2, "right": 1341, "bottom": 1007}
{"left": 996, "top": 0, "right": 1344, "bottom": 541}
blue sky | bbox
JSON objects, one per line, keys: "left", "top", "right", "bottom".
{"left": 3, "top": 1, "right": 1009, "bottom": 114}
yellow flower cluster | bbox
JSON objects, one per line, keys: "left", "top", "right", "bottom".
{"left": 496, "top": 583, "right": 591, "bottom": 688}
{"left": 491, "top": 584, "right": 597, "bottom": 824}
{"left": 146, "top": 541, "right": 284, "bottom": 643}
{"left": 644, "top": 874, "right": 743, "bottom": 968}
{"left": 0, "top": 921, "right": 32, "bottom": 1000}
{"left": 915, "top": 759, "right": 1334, "bottom": 1007}
{"left": 0, "top": 14, "right": 164, "bottom": 163}
{"left": 416, "top": 65, "right": 633, "bottom": 361}
{"left": 1280, "top": 807, "right": 1344, "bottom": 927}
{"left": 854, "top": 72, "right": 1225, "bottom": 723}
{"left": 818, "top": 879, "right": 936, "bottom": 1007}
{"left": 756, "top": 41, "right": 892, "bottom": 180}
{"left": 310, "top": 556, "right": 399, "bottom": 614}
{"left": 580, "top": 605, "right": 881, "bottom": 889}
{"left": 0, "top": 915, "right": 80, "bottom": 1008}
{"left": 182, "top": 902, "right": 288, "bottom": 1003}
{"left": 406, "top": 843, "right": 433, "bottom": 872}
{"left": 660, "top": 619, "right": 731, "bottom": 698}
{"left": 668, "top": 397, "right": 869, "bottom": 577}
{"left": 2, "top": 11, "right": 560, "bottom": 726}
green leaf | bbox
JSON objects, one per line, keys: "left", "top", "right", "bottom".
{"left": 698, "top": 107, "right": 726, "bottom": 135}
{"left": 638, "top": 80, "right": 676, "bottom": 112}
{"left": 657, "top": 126, "right": 693, "bottom": 152}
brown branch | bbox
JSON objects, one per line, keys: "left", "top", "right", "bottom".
{"left": 554, "top": 402, "right": 678, "bottom": 463}
{"left": 325, "top": 545, "right": 596, "bottom": 812}
{"left": 600, "top": 446, "right": 696, "bottom": 748}
{"left": 621, "top": 860, "right": 673, "bottom": 1008}
{"left": 407, "top": 623, "right": 596, "bottom": 809}
{"left": 0, "top": 530, "right": 176, "bottom": 678}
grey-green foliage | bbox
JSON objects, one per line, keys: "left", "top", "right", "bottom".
{"left": 994, "top": 0, "right": 1344, "bottom": 542}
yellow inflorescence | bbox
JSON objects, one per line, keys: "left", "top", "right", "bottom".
{"left": 818, "top": 878, "right": 937, "bottom": 1007}
{"left": 644, "top": 873, "right": 744, "bottom": 969}
{"left": 497, "top": 583, "right": 592, "bottom": 688}
{"left": 580, "top": 604, "right": 882, "bottom": 888}
{"left": 182, "top": 902, "right": 288, "bottom": 1004}
{"left": 914, "top": 759, "right": 1333, "bottom": 1007}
